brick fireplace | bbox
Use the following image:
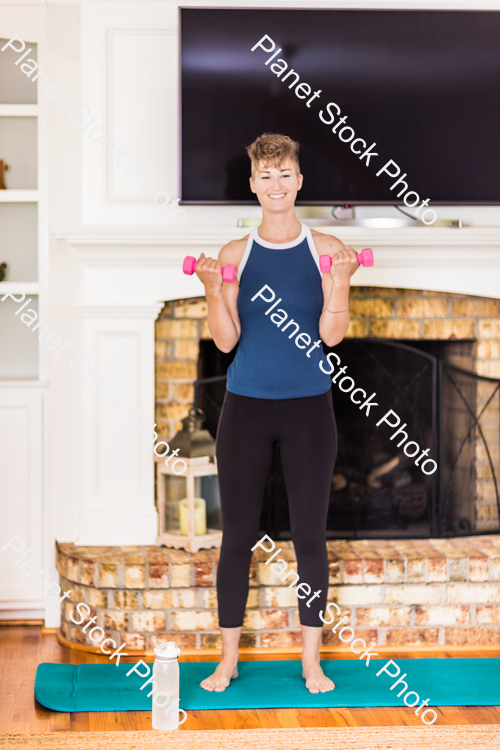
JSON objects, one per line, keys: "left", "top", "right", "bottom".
{"left": 155, "top": 286, "right": 500, "bottom": 444}
{"left": 57, "top": 535, "right": 500, "bottom": 652}
{"left": 156, "top": 286, "right": 500, "bottom": 535}
{"left": 55, "top": 283, "right": 500, "bottom": 652}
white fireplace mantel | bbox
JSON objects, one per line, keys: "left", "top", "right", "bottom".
{"left": 51, "top": 223, "right": 500, "bottom": 546}
{"left": 53, "top": 224, "right": 500, "bottom": 301}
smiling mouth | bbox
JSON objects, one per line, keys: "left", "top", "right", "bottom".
{"left": 268, "top": 194, "right": 286, "bottom": 200}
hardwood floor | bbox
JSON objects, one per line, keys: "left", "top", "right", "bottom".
{"left": 1, "top": 625, "right": 500, "bottom": 734}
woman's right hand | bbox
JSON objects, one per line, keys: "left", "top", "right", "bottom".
{"left": 195, "top": 253, "right": 224, "bottom": 296}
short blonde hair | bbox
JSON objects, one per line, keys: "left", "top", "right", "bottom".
{"left": 246, "top": 133, "right": 300, "bottom": 179}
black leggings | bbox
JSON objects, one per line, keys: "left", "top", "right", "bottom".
{"left": 215, "top": 390, "right": 337, "bottom": 628}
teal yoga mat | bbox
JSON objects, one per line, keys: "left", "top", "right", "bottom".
{"left": 35, "top": 658, "right": 500, "bottom": 712}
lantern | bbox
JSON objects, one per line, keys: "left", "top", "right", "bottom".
{"left": 155, "top": 407, "right": 222, "bottom": 552}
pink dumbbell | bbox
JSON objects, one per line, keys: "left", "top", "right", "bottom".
{"left": 182, "top": 256, "right": 237, "bottom": 284}
{"left": 319, "top": 248, "right": 374, "bottom": 273}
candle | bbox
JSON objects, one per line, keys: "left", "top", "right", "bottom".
{"left": 179, "top": 497, "right": 207, "bottom": 536}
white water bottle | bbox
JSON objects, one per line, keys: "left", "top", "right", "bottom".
{"left": 151, "top": 638, "right": 187, "bottom": 730}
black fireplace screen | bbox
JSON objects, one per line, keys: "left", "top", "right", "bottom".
{"left": 195, "top": 340, "right": 500, "bottom": 539}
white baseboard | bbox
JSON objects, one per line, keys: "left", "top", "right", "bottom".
{"left": 0, "top": 608, "right": 45, "bottom": 620}
{"left": 0, "top": 600, "right": 60, "bottom": 626}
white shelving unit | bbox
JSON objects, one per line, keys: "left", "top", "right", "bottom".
{"left": 0, "top": 17, "right": 49, "bottom": 621}
{"left": 0, "top": 104, "right": 38, "bottom": 117}
{"left": 0, "top": 189, "right": 38, "bottom": 202}
{"left": 0, "top": 32, "right": 45, "bottom": 379}
{"left": 0, "top": 282, "right": 40, "bottom": 295}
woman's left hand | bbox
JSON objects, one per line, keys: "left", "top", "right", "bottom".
{"left": 329, "top": 246, "right": 359, "bottom": 286}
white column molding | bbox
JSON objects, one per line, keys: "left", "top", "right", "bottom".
{"left": 74, "top": 302, "right": 163, "bottom": 546}
{"left": 52, "top": 226, "right": 172, "bottom": 545}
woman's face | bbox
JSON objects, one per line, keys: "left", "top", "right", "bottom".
{"left": 249, "top": 159, "right": 303, "bottom": 212}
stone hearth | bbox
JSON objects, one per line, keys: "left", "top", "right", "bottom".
{"left": 57, "top": 535, "right": 500, "bottom": 651}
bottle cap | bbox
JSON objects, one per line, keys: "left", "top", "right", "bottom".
{"left": 151, "top": 637, "right": 181, "bottom": 662}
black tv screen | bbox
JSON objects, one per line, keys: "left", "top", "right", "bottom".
{"left": 180, "top": 7, "right": 500, "bottom": 205}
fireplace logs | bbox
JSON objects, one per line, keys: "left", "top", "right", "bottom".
{"left": 329, "top": 452, "right": 429, "bottom": 531}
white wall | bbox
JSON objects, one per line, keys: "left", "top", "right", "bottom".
{"left": 46, "top": 0, "right": 500, "bottom": 239}
{"left": 47, "top": 0, "right": 83, "bottom": 554}
{"left": 74, "top": 0, "right": 500, "bottom": 229}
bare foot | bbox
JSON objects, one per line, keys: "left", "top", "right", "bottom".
{"left": 302, "top": 661, "right": 335, "bottom": 693}
{"left": 200, "top": 660, "right": 238, "bottom": 692}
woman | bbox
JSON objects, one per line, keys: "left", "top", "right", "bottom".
{"left": 197, "top": 133, "right": 360, "bottom": 694}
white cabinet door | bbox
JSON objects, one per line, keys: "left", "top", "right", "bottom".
{"left": 0, "top": 390, "right": 43, "bottom": 605}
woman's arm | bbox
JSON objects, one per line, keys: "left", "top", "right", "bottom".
{"left": 195, "top": 239, "right": 245, "bottom": 353}
{"left": 312, "top": 232, "right": 359, "bottom": 347}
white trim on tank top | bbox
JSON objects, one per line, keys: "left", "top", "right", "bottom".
{"left": 236, "top": 230, "right": 255, "bottom": 282}
{"left": 236, "top": 223, "right": 321, "bottom": 282}
{"left": 303, "top": 224, "right": 322, "bottom": 275}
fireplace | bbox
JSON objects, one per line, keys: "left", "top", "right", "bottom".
{"left": 156, "top": 286, "right": 500, "bottom": 542}
{"left": 50, "top": 226, "right": 500, "bottom": 651}
{"left": 196, "top": 338, "right": 500, "bottom": 540}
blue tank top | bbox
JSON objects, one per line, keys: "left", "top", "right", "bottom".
{"left": 226, "top": 223, "right": 332, "bottom": 399}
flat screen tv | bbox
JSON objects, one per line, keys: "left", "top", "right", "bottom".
{"left": 180, "top": 7, "right": 500, "bottom": 205}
